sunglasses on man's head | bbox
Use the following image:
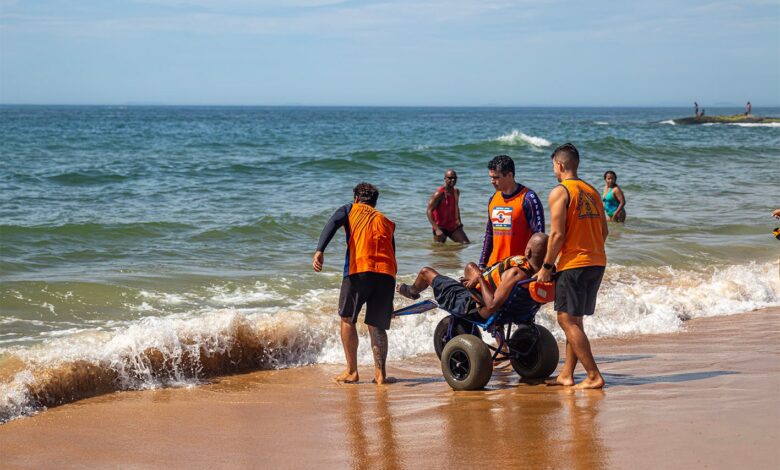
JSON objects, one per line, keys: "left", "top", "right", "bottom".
{"left": 445, "top": 176, "right": 457, "bottom": 180}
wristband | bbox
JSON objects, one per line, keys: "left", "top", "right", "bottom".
{"left": 542, "top": 263, "right": 554, "bottom": 270}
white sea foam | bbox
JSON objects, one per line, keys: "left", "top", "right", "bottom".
{"left": 495, "top": 130, "right": 551, "bottom": 147}
{"left": 728, "top": 122, "right": 780, "bottom": 128}
{"left": 594, "top": 121, "right": 609, "bottom": 125}
{"left": 659, "top": 120, "right": 676, "bottom": 125}
{"left": 2, "top": 261, "right": 778, "bottom": 422}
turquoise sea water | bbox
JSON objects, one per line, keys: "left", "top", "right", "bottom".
{"left": 1, "top": 106, "right": 779, "bottom": 420}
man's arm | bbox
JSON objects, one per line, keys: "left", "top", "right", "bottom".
{"left": 313, "top": 204, "right": 350, "bottom": 272}
{"left": 536, "top": 185, "right": 568, "bottom": 282}
{"left": 478, "top": 219, "right": 493, "bottom": 269}
{"left": 477, "top": 268, "right": 527, "bottom": 319}
{"left": 523, "top": 189, "right": 546, "bottom": 233}
{"left": 454, "top": 188, "right": 463, "bottom": 226}
{"left": 426, "top": 190, "right": 446, "bottom": 233}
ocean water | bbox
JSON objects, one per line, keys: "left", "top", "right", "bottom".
{"left": 1, "top": 105, "right": 779, "bottom": 421}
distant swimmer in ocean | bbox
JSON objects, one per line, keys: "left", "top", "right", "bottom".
{"left": 537, "top": 143, "right": 608, "bottom": 390}
{"left": 602, "top": 171, "right": 626, "bottom": 223}
{"left": 479, "top": 155, "right": 545, "bottom": 271}
{"left": 427, "top": 169, "right": 470, "bottom": 244}
{"left": 313, "top": 183, "right": 397, "bottom": 385}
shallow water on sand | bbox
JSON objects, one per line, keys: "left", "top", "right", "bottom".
{"left": 1, "top": 106, "right": 779, "bottom": 421}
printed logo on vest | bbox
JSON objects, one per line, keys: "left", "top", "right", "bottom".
{"left": 491, "top": 206, "right": 513, "bottom": 231}
{"left": 576, "top": 191, "right": 601, "bottom": 219}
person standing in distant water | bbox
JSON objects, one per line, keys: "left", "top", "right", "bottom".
{"left": 427, "top": 169, "right": 469, "bottom": 244}
{"left": 602, "top": 171, "right": 626, "bottom": 223}
{"left": 537, "top": 143, "right": 608, "bottom": 390}
{"left": 479, "top": 155, "right": 545, "bottom": 270}
{"left": 312, "top": 183, "right": 397, "bottom": 385}
{"left": 694, "top": 102, "right": 699, "bottom": 117}
{"left": 746, "top": 101, "right": 752, "bottom": 116}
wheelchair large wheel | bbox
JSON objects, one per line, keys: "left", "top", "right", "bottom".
{"left": 433, "top": 316, "right": 476, "bottom": 359}
{"left": 509, "top": 324, "right": 559, "bottom": 379}
{"left": 441, "top": 334, "right": 493, "bottom": 391}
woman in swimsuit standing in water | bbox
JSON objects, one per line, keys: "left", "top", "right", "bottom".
{"left": 603, "top": 170, "right": 626, "bottom": 223}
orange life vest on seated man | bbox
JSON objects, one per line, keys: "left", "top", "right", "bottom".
{"left": 478, "top": 255, "right": 555, "bottom": 305}
{"left": 344, "top": 203, "right": 397, "bottom": 277}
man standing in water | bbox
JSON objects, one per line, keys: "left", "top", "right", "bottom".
{"left": 312, "top": 183, "right": 396, "bottom": 384}
{"left": 479, "top": 155, "right": 545, "bottom": 270}
{"left": 536, "top": 143, "right": 608, "bottom": 389}
{"left": 427, "top": 169, "right": 469, "bottom": 244}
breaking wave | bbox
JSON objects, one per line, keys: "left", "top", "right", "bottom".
{"left": 494, "top": 130, "right": 551, "bottom": 147}
{"left": 1, "top": 261, "right": 778, "bottom": 422}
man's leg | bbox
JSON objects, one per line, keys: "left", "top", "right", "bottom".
{"left": 557, "top": 313, "right": 604, "bottom": 389}
{"left": 449, "top": 226, "right": 470, "bottom": 244}
{"left": 368, "top": 325, "right": 393, "bottom": 384}
{"left": 335, "top": 317, "right": 359, "bottom": 383}
{"left": 547, "top": 316, "right": 577, "bottom": 386}
{"left": 397, "top": 266, "right": 439, "bottom": 299}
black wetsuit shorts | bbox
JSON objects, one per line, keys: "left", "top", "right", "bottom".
{"left": 338, "top": 272, "right": 395, "bottom": 330}
{"left": 554, "top": 266, "right": 605, "bottom": 316}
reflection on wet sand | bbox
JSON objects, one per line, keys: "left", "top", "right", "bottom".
{"left": 435, "top": 372, "right": 607, "bottom": 467}
{"left": 342, "top": 386, "right": 402, "bottom": 469}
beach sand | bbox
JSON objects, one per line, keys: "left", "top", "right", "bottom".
{"left": 1, "top": 308, "right": 778, "bottom": 469}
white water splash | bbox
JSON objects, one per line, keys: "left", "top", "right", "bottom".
{"left": 495, "top": 130, "right": 551, "bottom": 147}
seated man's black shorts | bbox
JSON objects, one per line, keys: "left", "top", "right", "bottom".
{"left": 431, "top": 275, "right": 473, "bottom": 317}
{"left": 554, "top": 266, "right": 606, "bottom": 316}
{"left": 338, "top": 272, "right": 395, "bottom": 330}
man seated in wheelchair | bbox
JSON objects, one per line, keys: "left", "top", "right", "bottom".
{"left": 397, "top": 233, "right": 552, "bottom": 323}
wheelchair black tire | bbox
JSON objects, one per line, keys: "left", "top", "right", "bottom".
{"left": 433, "top": 316, "right": 478, "bottom": 359}
{"left": 509, "top": 324, "right": 559, "bottom": 379}
{"left": 441, "top": 335, "right": 493, "bottom": 391}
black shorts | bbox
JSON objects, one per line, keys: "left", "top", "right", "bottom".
{"left": 338, "top": 272, "right": 395, "bottom": 330}
{"left": 432, "top": 225, "right": 462, "bottom": 238}
{"left": 431, "top": 275, "right": 473, "bottom": 317}
{"left": 554, "top": 266, "right": 605, "bottom": 316}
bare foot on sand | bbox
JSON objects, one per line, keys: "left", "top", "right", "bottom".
{"left": 372, "top": 376, "right": 397, "bottom": 385}
{"left": 574, "top": 375, "right": 605, "bottom": 390}
{"left": 334, "top": 370, "right": 359, "bottom": 384}
{"left": 546, "top": 375, "right": 575, "bottom": 386}
{"left": 396, "top": 283, "right": 420, "bottom": 300}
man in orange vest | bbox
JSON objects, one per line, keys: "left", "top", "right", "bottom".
{"left": 427, "top": 169, "right": 469, "bottom": 244}
{"left": 479, "top": 155, "right": 545, "bottom": 270}
{"left": 536, "top": 143, "right": 608, "bottom": 389}
{"left": 313, "top": 183, "right": 397, "bottom": 384}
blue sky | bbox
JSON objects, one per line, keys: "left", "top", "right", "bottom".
{"left": 1, "top": 0, "right": 778, "bottom": 106}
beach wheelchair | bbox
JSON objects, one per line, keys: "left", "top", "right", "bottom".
{"left": 393, "top": 277, "right": 560, "bottom": 391}
{"left": 432, "top": 278, "right": 559, "bottom": 391}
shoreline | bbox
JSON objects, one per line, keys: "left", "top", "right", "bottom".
{"left": 1, "top": 307, "right": 779, "bottom": 468}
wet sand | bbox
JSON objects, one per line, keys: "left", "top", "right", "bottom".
{"left": 1, "top": 308, "right": 778, "bottom": 469}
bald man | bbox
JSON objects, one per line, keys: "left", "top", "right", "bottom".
{"left": 427, "top": 169, "right": 469, "bottom": 244}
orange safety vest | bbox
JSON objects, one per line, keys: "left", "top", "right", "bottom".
{"left": 487, "top": 188, "right": 531, "bottom": 266}
{"left": 481, "top": 255, "right": 534, "bottom": 291}
{"left": 557, "top": 179, "right": 607, "bottom": 271}
{"left": 346, "top": 203, "right": 397, "bottom": 277}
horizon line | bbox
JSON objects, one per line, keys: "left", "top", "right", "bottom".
{"left": 2, "top": 103, "right": 778, "bottom": 108}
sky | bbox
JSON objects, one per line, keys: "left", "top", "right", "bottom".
{"left": 0, "top": 0, "right": 778, "bottom": 106}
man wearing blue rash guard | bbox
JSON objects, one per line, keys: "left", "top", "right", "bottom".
{"left": 479, "top": 155, "right": 545, "bottom": 270}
